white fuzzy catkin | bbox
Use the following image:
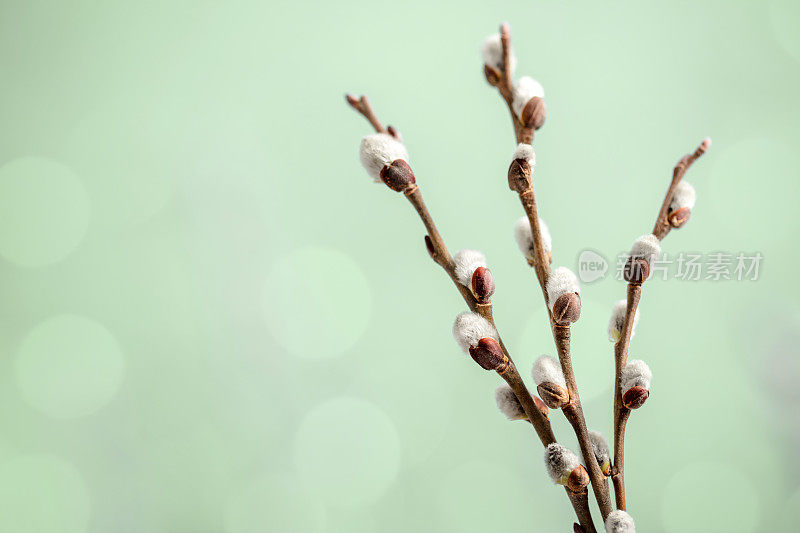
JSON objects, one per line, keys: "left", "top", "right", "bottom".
{"left": 605, "top": 510, "right": 635, "bottom": 533}
{"left": 628, "top": 234, "right": 661, "bottom": 264}
{"left": 481, "top": 34, "right": 517, "bottom": 74}
{"left": 359, "top": 133, "right": 409, "bottom": 182}
{"left": 514, "top": 216, "right": 552, "bottom": 261}
{"left": 608, "top": 299, "right": 640, "bottom": 343}
{"left": 512, "top": 76, "right": 545, "bottom": 116}
{"left": 586, "top": 430, "right": 610, "bottom": 469}
{"left": 620, "top": 359, "right": 652, "bottom": 393}
{"left": 532, "top": 355, "right": 566, "bottom": 387}
{"left": 453, "top": 249, "right": 487, "bottom": 287}
{"left": 670, "top": 180, "right": 696, "bottom": 210}
{"left": 452, "top": 312, "right": 499, "bottom": 354}
{"left": 512, "top": 143, "right": 536, "bottom": 167}
{"left": 495, "top": 384, "right": 526, "bottom": 420}
{"left": 546, "top": 267, "right": 580, "bottom": 311}
{"left": 544, "top": 443, "right": 580, "bottom": 485}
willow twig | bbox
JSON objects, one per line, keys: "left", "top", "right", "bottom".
{"left": 611, "top": 139, "right": 710, "bottom": 510}
{"left": 488, "top": 24, "right": 612, "bottom": 523}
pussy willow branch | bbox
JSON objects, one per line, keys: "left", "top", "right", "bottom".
{"left": 611, "top": 140, "right": 709, "bottom": 510}
{"left": 487, "top": 23, "right": 534, "bottom": 145}
{"left": 487, "top": 24, "right": 613, "bottom": 522}
{"left": 346, "top": 94, "right": 599, "bottom": 533}
{"left": 346, "top": 94, "right": 555, "bottom": 441}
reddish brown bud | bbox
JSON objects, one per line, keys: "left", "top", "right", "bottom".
{"left": 623, "top": 257, "right": 650, "bottom": 284}
{"left": 533, "top": 394, "right": 550, "bottom": 419}
{"left": 520, "top": 96, "right": 546, "bottom": 130}
{"left": 508, "top": 158, "right": 532, "bottom": 193}
{"left": 424, "top": 235, "right": 435, "bottom": 260}
{"left": 536, "top": 382, "right": 570, "bottom": 409}
{"left": 668, "top": 206, "right": 691, "bottom": 228}
{"left": 471, "top": 267, "right": 495, "bottom": 301}
{"left": 622, "top": 386, "right": 650, "bottom": 409}
{"left": 468, "top": 337, "right": 509, "bottom": 373}
{"left": 552, "top": 292, "right": 581, "bottom": 325}
{"left": 380, "top": 159, "right": 416, "bottom": 192}
{"left": 566, "top": 465, "right": 590, "bottom": 492}
{"left": 484, "top": 64, "right": 501, "bottom": 86}
{"left": 386, "top": 125, "right": 400, "bottom": 140}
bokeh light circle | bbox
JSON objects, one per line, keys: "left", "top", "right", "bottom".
{"left": 293, "top": 397, "right": 400, "bottom": 507}
{"left": 0, "top": 454, "right": 91, "bottom": 533}
{"left": 16, "top": 314, "right": 125, "bottom": 419}
{"left": 263, "top": 247, "right": 371, "bottom": 359}
{"left": 0, "top": 156, "right": 90, "bottom": 266}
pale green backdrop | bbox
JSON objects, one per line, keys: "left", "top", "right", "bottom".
{"left": 0, "top": 1, "right": 798, "bottom": 532}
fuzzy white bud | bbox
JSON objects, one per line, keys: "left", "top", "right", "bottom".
{"left": 532, "top": 355, "right": 566, "bottom": 387}
{"left": 495, "top": 384, "right": 526, "bottom": 420}
{"left": 628, "top": 234, "right": 661, "bottom": 264}
{"left": 621, "top": 359, "right": 652, "bottom": 393}
{"left": 546, "top": 267, "right": 580, "bottom": 312}
{"left": 359, "top": 133, "right": 409, "bottom": 182}
{"left": 512, "top": 76, "right": 545, "bottom": 116}
{"left": 605, "top": 510, "right": 635, "bottom": 533}
{"left": 670, "top": 181, "right": 696, "bottom": 211}
{"left": 453, "top": 249, "right": 487, "bottom": 287}
{"left": 544, "top": 443, "right": 580, "bottom": 485}
{"left": 512, "top": 143, "right": 536, "bottom": 167}
{"left": 514, "top": 216, "right": 551, "bottom": 262}
{"left": 585, "top": 430, "right": 611, "bottom": 473}
{"left": 452, "top": 312, "right": 498, "bottom": 354}
{"left": 481, "top": 34, "right": 516, "bottom": 74}
{"left": 608, "top": 299, "right": 640, "bottom": 343}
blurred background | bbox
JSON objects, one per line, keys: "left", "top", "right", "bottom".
{"left": 0, "top": 1, "right": 798, "bottom": 531}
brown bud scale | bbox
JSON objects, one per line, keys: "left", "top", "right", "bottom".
{"left": 507, "top": 159, "right": 532, "bottom": 193}
{"left": 552, "top": 292, "right": 581, "bottom": 325}
{"left": 483, "top": 64, "right": 501, "bottom": 86}
{"left": 471, "top": 267, "right": 495, "bottom": 301}
{"left": 622, "top": 386, "right": 649, "bottom": 409}
{"left": 520, "top": 96, "right": 546, "bottom": 130}
{"left": 566, "top": 465, "right": 590, "bottom": 492}
{"left": 380, "top": 159, "right": 416, "bottom": 192}
{"left": 623, "top": 257, "right": 650, "bottom": 284}
{"left": 537, "top": 382, "right": 570, "bottom": 409}
{"left": 468, "top": 337, "right": 509, "bottom": 373}
{"left": 668, "top": 206, "right": 691, "bottom": 228}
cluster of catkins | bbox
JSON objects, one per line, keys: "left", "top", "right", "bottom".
{"left": 354, "top": 30, "right": 701, "bottom": 533}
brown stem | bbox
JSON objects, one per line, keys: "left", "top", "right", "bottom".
{"left": 651, "top": 139, "right": 710, "bottom": 239}
{"left": 347, "top": 91, "right": 593, "bottom": 532}
{"left": 488, "top": 24, "right": 533, "bottom": 144}
{"left": 555, "top": 325, "right": 614, "bottom": 520}
{"left": 611, "top": 408, "right": 631, "bottom": 509}
{"left": 567, "top": 489, "right": 597, "bottom": 533}
{"left": 611, "top": 283, "right": 641, "bottom": 510}
{"left": 611, "top": 140, "right": 709, "bottom": 510}
{"left": 489, "top": 25, "right": 600, "bottom": 528}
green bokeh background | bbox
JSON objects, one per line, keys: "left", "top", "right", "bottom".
{"left": 1, "top": 1, "right": 799, "bottom": 531}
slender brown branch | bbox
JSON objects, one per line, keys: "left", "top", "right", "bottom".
{"left": 652, "top": 138, "right": 710, "bottom": 239}
{"left": 345, "top": 94, "right": 388, "bottom": 136}
{"left": 555, "top": 325, "right": 614, "bottom": 519}
{"left": 567, "top": 489, "right": 596, "bottom": 533}
{"left": 611, "top": 138, "right": 710, "bottom": 509}
{"left": 492, "top": 27, "right": 611, "bottom": 523}
{"left": 611, "top": 283, "right": 641, "bottom": 510}
{"left": 486, "top": 24, "right": 533, "bottom": 144}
